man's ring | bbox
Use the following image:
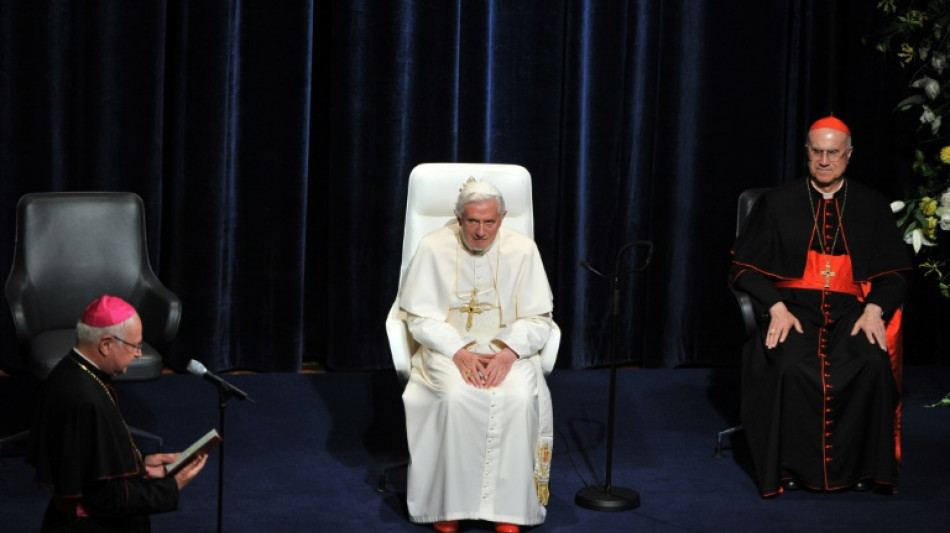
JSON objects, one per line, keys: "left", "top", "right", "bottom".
{"left": 768, "top": 329, "right": 775, "bottom": 333}
{"left": 465, "top": 371, "right": 472, "bottom": 377}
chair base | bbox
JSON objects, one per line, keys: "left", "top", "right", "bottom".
{"left": 29, "top": 330, "right": 165, "bottom": 381}
{"left": 376, "top": 460, "right": 409, "bottom": 493}
{"left": 713, "top": 424, "right": 744, "bottom": 458}
{"left": 0, "top": 430, "right": 30, "bottom": 462}
{"left": 0, "top": 426, "right": 162, "bottom": 462}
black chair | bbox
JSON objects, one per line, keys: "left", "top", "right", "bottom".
{"left": 714, "top": 186, "right": 907, "bottom": 465}
{"left": 1, "top": 192, "right": 180, "bottom": 455}
{"left": 714, "top": 188, "right": 768, "bottom": 458}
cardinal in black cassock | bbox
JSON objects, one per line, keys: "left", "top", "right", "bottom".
{"left": 730, "top": 115, "right": 913, "bottom": 497}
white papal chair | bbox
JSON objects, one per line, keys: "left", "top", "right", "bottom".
{"left": 378, "top": 163, "right": 560, "bottom": 493}
{"left": 385, "top": 163, "right": 560, "bottom": 385}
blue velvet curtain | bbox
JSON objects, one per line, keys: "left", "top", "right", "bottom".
{"left": 0, "top": 1, "right": 315, "bottom": 373}
{"left": 0, "top": 1, "right": 929, "bottom": 373}
{"left": 329, "top": 0, "right": 919, "bottom": 370}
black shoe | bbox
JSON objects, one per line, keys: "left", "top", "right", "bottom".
{"left": 782, "top": 479, "right": 800, "bottom": 491}
{"left": 854, "top": 479, "right": 873, "bottom": 491}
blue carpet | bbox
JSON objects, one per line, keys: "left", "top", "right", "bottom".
{"left": 2, "top": 366, "right": 949, "bottom": 532}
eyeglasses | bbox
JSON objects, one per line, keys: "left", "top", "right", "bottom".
{"left": 113, "top": 335, "right": 143, "bottom": 351}
{"left": 805, "top": 145, "right": 851, "bottom": 163}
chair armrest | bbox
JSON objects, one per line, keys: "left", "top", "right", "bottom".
{"left": 386, "top": 300, "right": 416, "bottom": 384}
{"left": 133, "top": 275, "right": 182, "bottom": 344}
{"left": 729, "top": 285, "right": 760, "bottom": 338}
{"left": 387, "top": 301, "right": 560, "bottom": 381}
{"left": 3, "top": 272, "right": 40, "bottom": 343}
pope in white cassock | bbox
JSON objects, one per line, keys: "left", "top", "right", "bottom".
{"left": 399, "top": 178, "right": 555, "bottom": 533}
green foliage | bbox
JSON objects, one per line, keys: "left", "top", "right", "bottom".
{"left": 872, "top": 0, "right": 950, "bottom": 282}
{"left": 874, "top": 1, "right": 950, "bottom": 405}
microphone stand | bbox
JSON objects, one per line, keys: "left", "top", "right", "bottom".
{"left": 575, "top": 240, "right": 653, "bottom": 512}
{"left": 187, "top": 360, "right": 252, "bottom": 533}
{"left": 213, "top": 382, "right": 251, "bottom": 533}
{"left": 217, "top": 389, "right": 229, "bottom": 533}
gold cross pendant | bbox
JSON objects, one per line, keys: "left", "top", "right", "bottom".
{"left": 820, "top": 260, "right": 836, "bottom": 289}
{"left": 460, "top": 291, "right": 483, "bottom": 331}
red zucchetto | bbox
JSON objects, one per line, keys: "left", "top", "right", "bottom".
{"left": 809, "top": 114, "right": 851, "bottom": 135}
{"left": 80, "top": 294, "right": 136, "bottom": 327}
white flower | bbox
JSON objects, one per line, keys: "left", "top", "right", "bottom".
{"left": 941, "top": 213, "right": 950, "bottom": 231}
{"left": 933, "top": 53, "right": 947, "bottom": 75}
{"left": 925, "top": 80, "right": 941, "bottom": 99}
{"left": 938, "top": 201, "right": 950, "bottom": 230}
{"left": 920, "top": 106, "right": 942, "bottom": 135}
{"left": 890, "top": 200, "right": 905, "bottom": 213}
{"left": 905, "top": 228, "right": 936, "bottom": 253}
{"left": 912, "top": 76, "right": 942, "bottom": 99}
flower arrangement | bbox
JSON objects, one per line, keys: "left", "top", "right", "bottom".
{"left": 872, "top": 1, "right": 950, "bottom": 406}
{"left": 872, "top": 0, "right": 950, "bottom": 296}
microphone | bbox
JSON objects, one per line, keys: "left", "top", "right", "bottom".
{"left": 186, "top": 359, "right": 253, "bottom": 402}
{"left": 580, "top": 260, "right": 608, "bottom": 279}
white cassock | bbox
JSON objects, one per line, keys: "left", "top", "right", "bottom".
{"left": 399, "top": 223, "right": 555, "bottom": 526}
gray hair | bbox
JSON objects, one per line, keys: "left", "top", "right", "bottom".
{"left": 454, "top": 185, "right": 507, "bottom": 218}
{"left": 75, "top": 316, "right": 135, "bottom": 346}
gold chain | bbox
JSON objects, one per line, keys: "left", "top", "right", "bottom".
{"left": 806, "top": 178, "right": 848, "bottom": 256}
{"left": 71, "top": 356, "right": 142, "bottom": 463}
{"left": 72, "top": 356, "right": 117, "bottom": 405}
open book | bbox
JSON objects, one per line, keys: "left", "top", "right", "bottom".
{"left": 165, "top": 428, "right": 222, "bottom": 477}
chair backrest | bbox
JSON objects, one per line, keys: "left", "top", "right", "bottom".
{"left": 397, "top": 163, "right": 535, "bottom": 288}
{"left": 736, "top": 188, "right": 768, "bottom": 236}
{"left": 388, "top": 163, "right": 558, "bottom": 380}
{"left": 5, "top": 192, "right": 160, "bottom": 337}
{"left": 732, "top": 188, "right": 769, "bottom": 337}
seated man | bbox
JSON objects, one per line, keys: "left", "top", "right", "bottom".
{"left": 730, "top": 115, "right": 913, "bottom": 497}
{"left": 29, "top": 294, "right": 208, "bottom": 531}
{"left": 399, "top": 178, "right": 555, "bottom": 533}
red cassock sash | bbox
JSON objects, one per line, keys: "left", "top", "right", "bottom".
{"left": 775, "top": 251, "right": 903, "bottom": 464}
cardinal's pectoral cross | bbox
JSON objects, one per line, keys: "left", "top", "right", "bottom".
{"left": 820, "top": 261, "right": 836, "bottom": 289}
{"left": 460, "top": 289, "right": 483, "bottom": 331}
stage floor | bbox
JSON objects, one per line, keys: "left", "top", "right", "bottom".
{"left": 2, "top": 366, "right": 949, "bottom": 532}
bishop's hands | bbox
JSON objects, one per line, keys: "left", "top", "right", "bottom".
{"left": 143, "top": 453, "right": 178, "bottom": 479}
{"left": 143, "top": 451, "right": 208, "bottom": 490}
{"left": 766, "top": 301, "right": 803, "bottom": 349}
{"left": 453, "top": 345, "right": 519, "bottom": 388}
{"left": 852, "top": 303, "right": 887, "bottom": 351}
{"left": 172, "top": 453, "right": 208, "bottom": 490}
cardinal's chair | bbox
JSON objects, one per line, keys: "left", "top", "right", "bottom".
{"left": 714, "top": 188, "right": 768, "bottom": 458}
{"left": 378, "top": 163, "right": 560, "bottom": 491}
{"left": 2, "top": 192, "right": 180, "bottom": 455}
{"left": 715, "top": 187, "right": 905, "bottom": 465}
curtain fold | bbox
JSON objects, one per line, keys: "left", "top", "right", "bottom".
{"left": 0, "top": 1, "right": 930, "bottom": 373}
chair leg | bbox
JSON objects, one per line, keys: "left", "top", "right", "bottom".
{"left": 129, "top": 426, "right": 163, "bottom": 453}
{"left": 377, "top": 460, "right": 409, "bottom": 493}
{"left": 714, "top": 425, "right": 744, "bottom": 458}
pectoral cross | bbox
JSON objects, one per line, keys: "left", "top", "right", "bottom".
{"left": 820, "top": 261, "right": 836, "bottom": 289}
{"left": 460, "top": 290, "right": 482, "bottom": 331}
